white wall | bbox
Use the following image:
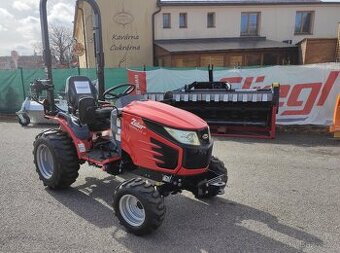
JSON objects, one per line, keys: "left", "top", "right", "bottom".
{"left": 155, "top": 4, "right": 340, "bottom": 44}
{"left": 76, "top": 0, "right": 158, "bottom": 68}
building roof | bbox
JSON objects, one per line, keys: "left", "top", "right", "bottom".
{"left": 154, "top": 37, "right": 297, "bottom": 53}
{"left": 296, "top": 37, "right": 338, "bottom": 45}
{"left": 159, "top": 0, "right": 339, "bottom": 6}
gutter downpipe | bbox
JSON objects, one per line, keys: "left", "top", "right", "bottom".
{"left": 152, "top": 0, "right": 162, "bottom": 66}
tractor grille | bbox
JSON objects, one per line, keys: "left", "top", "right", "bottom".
{"left": 151, "top": 138, "right": 178, "bottom": 170}
{"left": 145, "top": 120, "right": 212, "bottom": 169}
{"left": 182, "top": 143, "right": 213, "bottom": 169}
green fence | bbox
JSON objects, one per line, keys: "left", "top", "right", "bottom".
{"left": 0, "top": 67, "right": 131, "bottom": 114}
{"left": 0, "top": 65, "right": 266, "bottom": 114}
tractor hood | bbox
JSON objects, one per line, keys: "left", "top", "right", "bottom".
{"left": 123, "top": 100, "right": 207, "bottom": 130}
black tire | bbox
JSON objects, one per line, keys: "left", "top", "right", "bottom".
{"left": 33, "top": 129, "right": 80, "bottom": 189}
{"left": 18, "top": 113, "right": 30, "bottom": 126}
{"left": 196, "top": 156, "right": 228, "bottom": 199}
{"left": 113, "top": 178, "right": 166, "bottom": 235}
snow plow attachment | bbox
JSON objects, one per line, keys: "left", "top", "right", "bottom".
{"left": 330, "top": 94, "right": 340, "bottom": 138}
{"left": 144, "top": 81, "right": 280, "bottom": 139}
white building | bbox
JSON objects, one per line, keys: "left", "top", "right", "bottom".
{"left": 155, "top": 0, "right": 340, "bottom": 44}
{"left": 74, "top": 0, "right": 340, "bottom": 67}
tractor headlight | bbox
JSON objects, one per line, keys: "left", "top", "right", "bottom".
{"left": 164, "top": 127, "right": 200, "bottom": 146}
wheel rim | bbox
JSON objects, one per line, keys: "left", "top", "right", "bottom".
{"left": 36, "top": 144, "right": 54, "bottom": 179}
{"left": 119, "top": 194, "right": 145, "bottom": 227}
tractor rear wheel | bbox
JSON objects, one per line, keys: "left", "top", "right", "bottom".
{"left": 195, "top": 156, "right": 228, "bottom": 199}
{"left": 113, "top": 178, "right": 166, "bottom": 235}
{"left": 33, "top": 129, "right": 80, "bottom": 189}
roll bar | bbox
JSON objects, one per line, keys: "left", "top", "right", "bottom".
{"left": 39, "top": 0, "right": 105, "bottom": 114}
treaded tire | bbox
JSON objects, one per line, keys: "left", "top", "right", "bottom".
{"left": 33, "top": 129, "right": 80, "bottom": 189}
{"left": 18, "top": 113, "right": 30, "bottom": 126}
{"left": 196, "top": 156, "right": 228, "bottom": 199}
{"left": 113, "top": 178, "right": 166, "bottom": 235}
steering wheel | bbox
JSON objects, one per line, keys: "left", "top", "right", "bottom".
{"left": 103, "top": 83, "right": 136, "bottom": 100}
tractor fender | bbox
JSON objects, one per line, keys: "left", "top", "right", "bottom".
{"left": 45, "top": 114, "right": 91, "bottom": 158}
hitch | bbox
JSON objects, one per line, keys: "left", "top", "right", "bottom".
{"left": 197, "top": 175, "right": 226, "bottom": 197}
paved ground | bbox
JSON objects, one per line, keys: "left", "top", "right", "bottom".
{"left": 0, "top": 121, "right": 339, "bottom": 253}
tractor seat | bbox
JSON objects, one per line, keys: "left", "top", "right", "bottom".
{"left": 65, "top": 76, "right": 113, "bottom": 131}
{"left": 78, "top": 96, "right": 112, "bottom": 131}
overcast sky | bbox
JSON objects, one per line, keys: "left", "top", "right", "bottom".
{"left": 0, "top": 0, "right": 339, "bottom": 56}
{"left": 0, "top": 0, "right": 74, "bottom": 56}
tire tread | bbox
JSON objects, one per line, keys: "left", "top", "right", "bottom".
{"left": 113, "top": 178, "right": 166, "bottom": 235}
{"left": 33, "top": 129, "right": 80, "bottom": 189}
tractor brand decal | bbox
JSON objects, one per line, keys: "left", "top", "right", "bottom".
{"left": 131, "top": 63, "right": 340, "bottom": 126}
{"left": 130, "top": 118, "right": 146, "bottom": 131}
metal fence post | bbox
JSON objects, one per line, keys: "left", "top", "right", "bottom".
{"left": 19, "top": 67, "right": 26, "bottom": 99}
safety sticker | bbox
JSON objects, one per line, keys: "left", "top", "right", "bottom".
{"left": 78, "top": 143, "right": 86, "bottom": 153}
{"left": 74, "top": 81, "right": 91, "bottom": 94}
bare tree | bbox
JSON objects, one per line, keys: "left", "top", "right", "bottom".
{"left": 49, "top": 24, "right": 73, "bottom": 67}
{"left": 32, "top": 41, "right": 43, "bottom": 55}
{"left": 32, "top": 24, "right": 74, "bottom": 67}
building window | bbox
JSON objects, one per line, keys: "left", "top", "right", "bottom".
{"left": 207, "top": 12, "right": 215, "bottom": 28}
{"left": 241, "top": 12, "right": 260, "bottom": 36}
{"left": 179, "top": 13, "right": 187, "bottom": 28}
{"left": 163, "top": 13, "right": 171, "bottom": 28}
{"left": 295, "top": 11, "right": 314, "bottom": 34}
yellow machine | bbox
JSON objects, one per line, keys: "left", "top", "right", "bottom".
{"left": 330, "top": 94, "right": 340, "bottom": 138}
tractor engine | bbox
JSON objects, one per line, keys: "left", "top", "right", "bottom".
{"left": 112, "top": 100, "right": 213, "bottom": 177}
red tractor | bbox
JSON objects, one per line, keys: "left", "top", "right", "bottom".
{"left": 32, "top": 0, "right": 227, "bottom": 235}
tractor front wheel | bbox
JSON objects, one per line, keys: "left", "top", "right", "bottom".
{"left": 33, "top": 129, "right": 80, "bottom": 189}
{"left": 113, "top": 178, "right": 166, "bottom": 235}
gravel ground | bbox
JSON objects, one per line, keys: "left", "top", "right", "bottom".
{"left": 0, "top": 121, "right": 339, "bottom": 253}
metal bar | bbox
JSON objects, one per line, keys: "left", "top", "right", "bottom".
{"left": 39, "top": 0, "right": 55, "bottom": 114}
{"left": 83, "top": 0, "right": 105, "bottom": 100}
{"left": 19, "top": 67, "right": 26, "bottom": 98}
{"left": 40, "top": 0, "right": 105, "bottom": 104}
{"left": 208, "top": 65, "right": 213, "bottom": 82}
